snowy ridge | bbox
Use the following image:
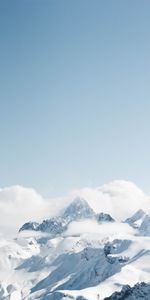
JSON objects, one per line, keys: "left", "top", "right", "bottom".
{"left": 125, "top": 209, "right": 145, "bottom": 228}
{"left": 19, "top": 197, "right": 113, "bottom": 235}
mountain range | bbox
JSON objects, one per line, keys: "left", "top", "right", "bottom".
{"left": 0, "top": 180, "right": 150, "bottom": 300}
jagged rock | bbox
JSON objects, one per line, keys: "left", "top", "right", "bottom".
{"left": 139, "top": 215, "right": 150, "bottom": 236}
{"left": 96, "top": 213, "right": 115, "bottom": 223}
{"left": 104, "top": 239, "right": 131, "bottom": 256}
{"left": 19, "top": 198, "right": 95, "bottom": 234}
{"left": 125, "top": 209, "right": 145, "bottom": 228}
{"left": 62, "top": 197, "right": 95, "bottom": 221}
{"left": 104, "top": 282, "right": 150, "bottom": 299}
{"left": 19, "top": 221, "right": 39, "bottom": 232}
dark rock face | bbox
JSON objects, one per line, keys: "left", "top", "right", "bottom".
{"left": 39, "top": 292, "right": 88, "bottom": 300}
{"left": 104, "top": 239, "right": 131, "bottom": 256}
{"left": 104, "top": 282, "right": 150, "bottom": 300}
{"left": 124, "top": 209, "right": 150, "bottom": 236}
{"left": 125, "top": 209, "right": 145, "bottom": 228}
{"left": 76, "top": 297, "right": 88, "bottom": 300}
{"left": 96, "top": 213, "right": 115, "bottom": 223}
{"left": 40, "top": 291, "right": 74, "bottom": 300}
{"left": 19, "top": 222, "right": 39, "bottom": 232}
{"left": 37, "top": 217, "right": 67, "bottom": 234}
{"left": 62, "top": 197, "right": 95, "bottom": 221}
{"left": 139, "top": 215, "right": 150, "bottom": 236}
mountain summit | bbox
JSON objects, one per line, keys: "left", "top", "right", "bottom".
{"left": 62, "top": 197, "right": 95, "bottom": 221}
{"left": 19, "top": 197, "right": 95, "bottom": 234}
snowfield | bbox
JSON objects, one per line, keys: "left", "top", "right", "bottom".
{"left": 0, "top": 180, "right": 150, "bottom": 299}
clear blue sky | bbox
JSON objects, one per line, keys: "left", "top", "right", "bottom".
{"left": 0, "top": 0, "right": 150, "bottom": 196}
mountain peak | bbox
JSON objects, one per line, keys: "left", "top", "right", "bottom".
{"left": 19, "top": 198, "right": 95, "bottom": 234}
{"left": 62, "top": 197, "right": 95, "bottom": 221}
{"left": 125, "top": 209, "right": 145, "bottom": 228}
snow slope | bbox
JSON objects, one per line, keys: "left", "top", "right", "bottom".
{"left": 0, "top": 180, "right": 149, "bottom": 300}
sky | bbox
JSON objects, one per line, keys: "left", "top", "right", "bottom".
{"left": 0, "top": 0, "right": 150, "bottom": 196}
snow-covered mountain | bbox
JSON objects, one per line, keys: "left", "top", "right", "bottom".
{"left": 19, "top": 197, "right": 113, "bottom": 235}
{"left": 0, "top": 180, "right": 150, "bottom": 300}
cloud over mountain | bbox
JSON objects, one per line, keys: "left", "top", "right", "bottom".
{"left": 0, "top": 186, "right": 66, "bottom": 237}
{"left": 0, "top": 180, "right": 149, "bottom": 237}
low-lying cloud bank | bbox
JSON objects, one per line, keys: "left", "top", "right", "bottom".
{"left": 65, "top": 219, "right": 135, "bottom": 237}
{"left": 0, "top": 186, "right": 68, "bottom": 237}
{"left": 0, "top": 180, "right": 149, "bottom": 237}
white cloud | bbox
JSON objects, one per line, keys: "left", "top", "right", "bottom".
{"left": 71, "top": 180, "right": 150, "bottom": 221}
{"left": 65, "top": 219, "right": 135, "bottom": 238}
{"left": 0, "top": 186, "right": 68, "bottom": 237}
{"left": 0, "top": 180, "right": 149, "bottom": 238}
